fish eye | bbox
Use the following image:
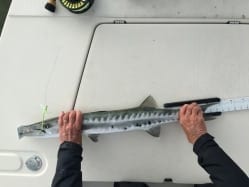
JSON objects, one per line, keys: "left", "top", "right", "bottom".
{"left": 43, "top": 123, "right": 51, "bottom": 129}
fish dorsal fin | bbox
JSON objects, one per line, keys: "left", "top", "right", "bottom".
{"left": 88, "top": 134, "right": 99, "bottom": 142}
{"left": 140, "top": 96, "right": 157, "bottom": 108}
{"left": 146, "top": 126, "right": 161, "bottom": 137}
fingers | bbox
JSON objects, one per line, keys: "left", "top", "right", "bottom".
{"left": 180, "top": 103, "right": 202, "bottom": 118}
{"left": 198, "top": 109, "right": 203, "bottom": 117}
{"left": 69, "top": 111, "right": 76, "bottom": 124}
{"left": 185, "top": 103, "right": 197, "bottom": 116}
{"left": 180, "top": 104, "right": 188, "bottom": 116}
{"left": 58, "top": 112, "right": 65, "bottom": 136}
{"left": 192, "top": 104, "right": 201, "bottom": 116}
{"left": 63, "top": 112, "right": 69, "bottom": 124}
{"left": 75, "top": 110, "right": 83, "bottom": 130}
{"left": 58, "top": 110, "right": 83, "bottom": 145}
{"left": 59, "top": 111, "right": 65, "bottom": 127}
{"left": 58, "top": 110, "right": 82, "bottom": 124}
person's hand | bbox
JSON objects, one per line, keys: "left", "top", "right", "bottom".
{"left": 179, "top": 103, "right": 207, "bottom": 144}
{"left": 59, "top": 110, "right": 83, "bottom": 145}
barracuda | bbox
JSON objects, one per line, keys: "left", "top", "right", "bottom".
{"left": 16, "top": 96, "right": 249, "bottom": 142}
{"left": 17, "top": 96, "right": 179, "bottom": 142}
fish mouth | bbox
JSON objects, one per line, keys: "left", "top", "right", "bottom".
{"left": 17, "top": 124, "right": 46, "bottom": 139}
{"left": 17, "top": 118, "right": 58, "bottom": 139}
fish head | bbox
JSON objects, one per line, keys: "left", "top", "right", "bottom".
{"left": 17, "top": 117, "right": 58, "bottom": 139}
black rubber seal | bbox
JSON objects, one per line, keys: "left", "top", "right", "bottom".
{"left": 164, "top": 97, "right": 221, "bottom": 108}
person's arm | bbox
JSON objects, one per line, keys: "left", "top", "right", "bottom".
{"left": 52, "top": 141, "right": 83, "bottom": 187}
{"left": 194, "top": 133, "right": 249, "bottom": 187}
{"left": 179, "top": 103, "right": 249, "bottom": 187}
{"left": 52, "top": 110, "right": 83, "bottom": 187}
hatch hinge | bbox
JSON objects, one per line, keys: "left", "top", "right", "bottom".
{"left": 113, "top": 20, "right": 127, "bottom": 24}
{"left": 227, "top": 21, "right": 240, "bottom": 24}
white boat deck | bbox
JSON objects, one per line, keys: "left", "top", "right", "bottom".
{"left": 0, "top": 0, "right": 249, "bottom": 186}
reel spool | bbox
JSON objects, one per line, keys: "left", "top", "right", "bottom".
{"left": 45, "top": 0, "right": 94, "bottom": 14}
{"left": 60, "top": 0, "right": 94, "bottom": 14}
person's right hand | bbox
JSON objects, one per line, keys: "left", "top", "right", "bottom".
{"left": 179, "top": 103, "right": 207, "bottom": 144}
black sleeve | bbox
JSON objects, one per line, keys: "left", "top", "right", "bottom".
{"left": 194, "top": 133, "right": 249, "bottom": 187}
{"left": 52, "top": 141, "right": 83, "bottom": 187}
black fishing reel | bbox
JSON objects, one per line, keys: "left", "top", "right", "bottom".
{"left": 45, "top": 0, "right": 94, "bottom": 14}
{"left": 60, "top": 0, "right": 94, "bottom": 14}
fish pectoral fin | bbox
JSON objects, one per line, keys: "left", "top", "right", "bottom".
{"left": 146, "top": 126, "right": 161, "bottom": 137}
{"left": 140, "top": 95, "right": 157, "bottom": 108}
{"left": 88, "top": 134, "right": 99, "bottom": 142}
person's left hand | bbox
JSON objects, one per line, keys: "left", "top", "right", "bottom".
{"left": 59, "top": 110, "right": 83, "bottom": 145}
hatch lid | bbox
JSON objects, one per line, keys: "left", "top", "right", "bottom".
{"left": 75, "top": 23, "right": 249, "bottom": 183}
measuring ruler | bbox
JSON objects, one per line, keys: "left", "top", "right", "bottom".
{"left": 205, "top": 97, "right": 249, "bottom": 113}
{"left": 164, "top": 96, "right": 249, "bottom": 115}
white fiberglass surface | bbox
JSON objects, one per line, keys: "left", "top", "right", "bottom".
{"left": 75, "top": 24, "right": 249, "bottom": 183}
